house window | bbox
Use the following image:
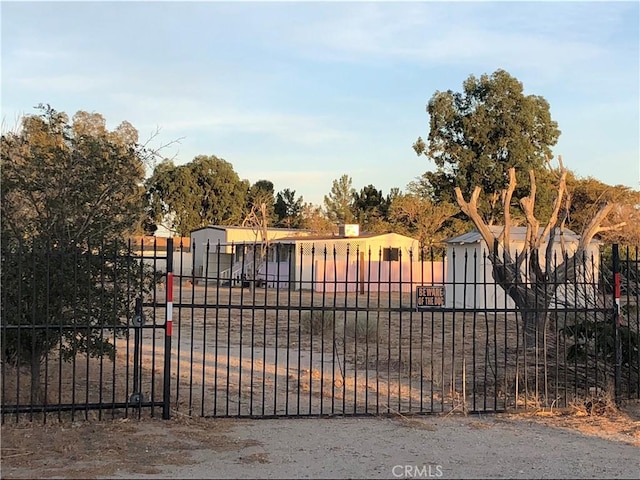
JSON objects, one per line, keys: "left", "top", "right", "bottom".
{"left": 383, "top": 247, "right": 400, "bottom": 262}
{"left": 267, "top": 245, "right": 291, "bottom": 262}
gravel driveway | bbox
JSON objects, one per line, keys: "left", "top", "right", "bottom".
{"left": 106, "top": 415, "right": 638, "bottom": 479}
{"left": 3, "top": 413, "right": 638, "bottom": 479}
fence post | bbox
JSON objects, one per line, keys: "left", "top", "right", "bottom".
{"left": 163, "top": 238, "right": 174, "bottom": 420}
{"left": 612, "top": 243, "right": 621, "bottom": 405}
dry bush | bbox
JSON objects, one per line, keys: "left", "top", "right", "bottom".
{"left": 299, "top": 310, "right": 379, "bottom": 344}
{"left": 569, "top": 384, "right": 619, "bottom": 417}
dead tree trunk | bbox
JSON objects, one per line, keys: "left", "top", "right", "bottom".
{"left": 455, "top": 164, "right": 624, "bottom": 348}
{"left": 242, "top": 201, "right": 270, "bottom": 295}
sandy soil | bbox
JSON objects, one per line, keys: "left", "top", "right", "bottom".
{"left": 1, "top": 402, "right": 639, "bottom": 479}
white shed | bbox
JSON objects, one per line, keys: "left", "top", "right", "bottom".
{"left": 443, "top": 226, "right": 600, "bottom": 309}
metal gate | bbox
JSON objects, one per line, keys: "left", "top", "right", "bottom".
{"left": 167, "top": 241, "right": 638, "bottom": 418}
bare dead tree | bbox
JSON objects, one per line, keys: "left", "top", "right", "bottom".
{"left": 242, "top": 201, "right": 271, "bottom": 292}
{"left": 455, "top": 164, "right": 625, "bottom": 346}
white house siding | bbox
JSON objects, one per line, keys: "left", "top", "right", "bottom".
{"left": 143, "top": 252, "right": 193, "bottom": 276}
{"left": 260, "top": 233, "right": 445, "bottom": 293}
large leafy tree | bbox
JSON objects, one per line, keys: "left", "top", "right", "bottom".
{"left": 413, "top": 69, "right": 561, "bottom": 224}
{"left": 274, "top": 188, "right": 304, "bottom": 228}
{"left": 1, "top": 105, "right": 152, "bottom": 402}
{"left": 324, "top": 174, "right": 356, "bottom": 224}
{"left": 145, "top": 155, "right": 249, "bottom": 235}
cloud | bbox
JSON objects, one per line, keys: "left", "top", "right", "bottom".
{"left": 109, "top": 93, "right": 352, "bottom": 147}
{"left": 280, "top": 2, "right": 626, "bottom": 81}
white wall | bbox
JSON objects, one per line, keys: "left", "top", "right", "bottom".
{"left": 142, "top": 252, "right": 193, "bottom": 276}
{"left": 445, "top": 242, "right": 600, "bottom": 309}
{"left": 190, "top": 228, "right": 227, "bottom": 276}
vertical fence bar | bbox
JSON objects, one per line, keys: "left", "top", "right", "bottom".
{"left": 343, "top": 245, "right": 349, "bottom": 414}
{"left": 237, "top": 244, "right": 245, "bottom": 417}
{"left": 320, "top": 246, "right": 327, "bottom": 415}
{"left": 261, "top": 244, "right": 268, "bottom": 417}
{"left": 249, "top": 243, "right": 256, "bottom": 416}
{"left": 162, "top": 238, "right": 173, "bottom": 420}
{"left": 631, "top": 246, "right": 640, "bottom": 399}
{"left": 365, "top": 248, "right": 372, "bottom": 414}
{"left": 110, "top": 242, "right": 119, "bottom": 419}
{"left": 150, "top": 238, "right": 158, "bottom": 417}
{"left": 471, "top": 248, "right": 478, "bottom": 412}
{"left": 634, "top": 246, "right": 640, "bottom": 399}
{"left": 274, "top": 244, "right": 281, "bottom": 416}
{"left": 354, "top": 245, "right": 360, "bottom": 415}
{"left": 612, "top": 243, "right": 621, "bottom": 405}
{"left": 1, "top": 243, "right": 8, "bottom": 424}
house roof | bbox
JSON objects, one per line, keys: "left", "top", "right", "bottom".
{"left": 444, "top": 226, "right": 582, "bottom": 245}
{"left": 270, "top": 232, "right": 417, "bottom": 243}
{"left": 191, "top": 225, "right": 312, "bottom": 234}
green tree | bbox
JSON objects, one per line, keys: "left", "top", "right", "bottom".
{"left": 324, "top": 174, "right": 356, "bottom": 224}
{"left": 1, "top": 105, "right": 152, "bottom": 402}
{"left": 352, "top": 184, "right": 390, "bottom": 231}
{"left": 413, "top": 69, "right": 561, "bottom": 224}
{"left": 274, "top": 189, "right": 304, "bottom": 228}
{"left": 145, "top": 155, "right": 249, "bottom": 235}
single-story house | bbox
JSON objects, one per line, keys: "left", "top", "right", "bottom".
{"left": 443, "top": 226, "right": 600, "bottom": 309}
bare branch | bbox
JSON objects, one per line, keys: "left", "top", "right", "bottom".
{"left": 501, "top": 168, "right": 517, "bottom": 248}
{"left": 538, "top": 168, "right": 567, "bottom": 249}
{"left": 454, "top": 186, "right": 502, "bottom": 257}
{"left": 139, "top": 126, "right": 185, "bottom": 169}
{"left": 579, "top": 203, "right": 626, "bottom": 249}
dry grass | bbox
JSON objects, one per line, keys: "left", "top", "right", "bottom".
{"left": 511, "top": 396, "right": 640, "bottom": 448}
{"left": 0, "top": 415, "right": 259, "bottom": 479}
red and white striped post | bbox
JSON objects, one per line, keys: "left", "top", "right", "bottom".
{"left": 166, "top": 272, "right": 174, "bottom": 336}
{"left": 163, "top": 238, "right": 174, "bottom": 420}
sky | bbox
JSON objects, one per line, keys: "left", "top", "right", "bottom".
{"left": 2, "top": 1, "right": 639, "bottom": 206}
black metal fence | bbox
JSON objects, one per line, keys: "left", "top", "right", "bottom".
{"left": 0, "top": 238, "right": 169, "bottom": 423}
{"left": 2, "top": 237, "right": 638, "bottom": 422}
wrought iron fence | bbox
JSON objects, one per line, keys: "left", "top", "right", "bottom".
{"left": 2, "top": 236, "right": 638, "bottom": 423}
{"left": 0, "top": 238, "right": 169, "bottom": 423}
{"left": 167, "top": 239, "right": 638, "bottom": 418}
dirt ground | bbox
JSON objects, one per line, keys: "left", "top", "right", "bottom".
{"left": 1, "top": 401, "right": 638, "bottom": 479}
